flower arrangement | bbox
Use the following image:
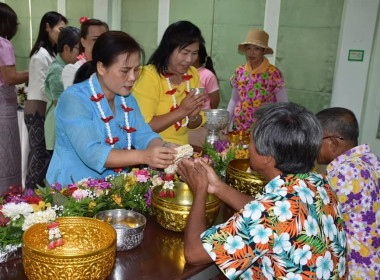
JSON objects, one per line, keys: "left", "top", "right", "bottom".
{"left": 196, "top": 140, "right": 249, "bottom": 177}
{"left": 0, "top": 168, "right": 178, "bottom": 252}
{"left": 0, "top": 185, "right": 56, "bottom": 250}
{"left": 16, "top": 84, "right": 27, "bottom": 109}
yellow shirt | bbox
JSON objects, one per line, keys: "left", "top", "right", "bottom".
{"left": 132, "top": 65, "right": 206, "bottom": 145}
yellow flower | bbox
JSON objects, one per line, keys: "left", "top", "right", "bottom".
{"left": 242, "top": 101, "right": 248, "bottom": 109}
{"left": 34, "top": 189, "right": 42, "bottom": 196}
{"left": 112, "top": 194, "right": 123, "bottom": 207}
{"left": 268, "top": 66, "right": 276, "bottom": 73}
{"left": 89, "top": 200, "right": 96, "bottom": 211}
{"left": 352, "top": 179, "right": 360, "bottom": 194}
{"left": 32, "top": 201, "right": 51, "bottom": 212}
{"left": 125, "top": 175, "right": 137, "bottom": 192}
{"left": 253, "top": 99, "right": 261, "bottom": 107}
{"left": 235, "top": 150, "right": 249, "bottom": 159}
{"left": 339, "top": 195, "right": 348, "bottom": 204}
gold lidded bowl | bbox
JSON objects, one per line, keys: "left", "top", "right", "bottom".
{"left": 225, "top": 159, "right": 267, "bottom": 197}
{"left": 94, "top": 209, "right": 146, "bottom": 251}
{"left": 22, "top": 217, "right": 116, "bottom": 280}
{"left": 152, "top": 182, "right": 220, "bottom": 232}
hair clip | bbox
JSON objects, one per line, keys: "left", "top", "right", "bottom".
{"left": 79, "top": 17, "right": 89, "bottom": 24}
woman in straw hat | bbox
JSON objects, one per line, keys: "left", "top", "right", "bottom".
{"left": 227, "top": 29, "right": 286, "bottom": 132}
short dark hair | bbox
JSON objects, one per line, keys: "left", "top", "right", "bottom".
{"left": 253, "top": 102, "right": 322, "bottom": 173}
{"left": 148, "top": 21, "right": 205, "bottom": 74}
{"left": 74, "top": 31, "right": 144, "bottom": 84}
{"left": 30, "top": 11, "right": 67, "bottom": 57}
{"left": 316, "top": 107, "right": 359, "bottom": 145}
{"left": 79, "top": 18, "right": 109, "bottom": 53}
{"left": 0, "top": 3, "right": 18, "bottom": 40}
{"left": 57, "top": 26, "right": 80, "bottom": 53}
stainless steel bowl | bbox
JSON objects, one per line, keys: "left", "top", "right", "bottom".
{"left": 94, "top": 209, "right": 146, "bottom": 251}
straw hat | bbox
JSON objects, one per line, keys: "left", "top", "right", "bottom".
{"left": 238, "top": 29, "right": 273, "bottom": 54}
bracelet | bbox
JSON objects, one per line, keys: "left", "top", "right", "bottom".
{"left": 189, "top": 115, "right": 199, "bottom": 122}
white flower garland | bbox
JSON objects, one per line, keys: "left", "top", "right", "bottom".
{"left": 89, "top": 73, "right": 133, "bottom": 150}
{"left": 165, "top": 74, "right": 190, "bottom": 128}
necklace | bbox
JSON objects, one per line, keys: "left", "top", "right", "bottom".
{"left": 164, "top": 73, "right": 192, "bottom": 131}
{"left": 89, "top": 73, "right": 135, "bottom": 150}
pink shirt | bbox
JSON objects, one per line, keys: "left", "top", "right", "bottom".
{"left": 198, "top": 67, "right": 219, "bottom": 109}
{"left": 0, "top": 37, "right": 16, "bottom": 86}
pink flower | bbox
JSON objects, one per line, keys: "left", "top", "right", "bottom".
{"left": 136, "top": 174, "right": 148, "bottom": 183}
{"left": 72, "top": 189, "right": 88, "bottom": 202}
{"left": 134, "top": 169, "right": 150, "bottom": 182}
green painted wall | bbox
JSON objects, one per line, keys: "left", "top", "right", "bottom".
{"left": 277, "top": 0, "right": 344, "bottom": 113}
{"left": 6, "top": 0, "right": 343, "bottom": 113}
{"left": 121, "top": 0, "right": 159, "bottom": 63}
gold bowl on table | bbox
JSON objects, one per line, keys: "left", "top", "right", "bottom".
{"left": 152, "top": 182, "right": 220, "bottom": 232}
{"left": 225, "top": 159, "right": 267, "bottom": 197}
{"left": 22, "top": 217, "right": 116, "bottom": 280}
{"left": 95, "top": 209, "right": 146, "bottom": 251}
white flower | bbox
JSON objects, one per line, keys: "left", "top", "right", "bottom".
{"left": 317, "top": 187, "right": 330, "bottom": 205}
{"left": 265, "top": 178, "right": 285, "bottom": 193}
{"left": 273, "top": 187, "right": 287, "bottom": 197}
{"left": 240, "top": 268, "right": 253, "bottom": 280}
{"left": 225, "top": 267, "right": 241, "bottom": 279}
{"left": 162, "top": 180, "right": 174, "bottom": 190}
{"left": 273, "top": 200, "right": 292, "bottom": 222}
{"left": 339, "top": 230, "right": 346, "bottom": 248}
{"left": 284, "top": 272, "right": 303, "bottom": 280}
{"left": 224, "top": 235, "right": 244, "bottom": 254}
{"left": 202, "top": 243, "right": 216, "bottom": 261}
{"left": 294, "top": 245, "right": 312, "bottom": 265}
{"left": 338, "top": 256, "right": 346, "bottom": 277}
{"left": 322, "top": 215, "right": 337, "bottom": 241}
{"left": 293, "top": 180, "right": 315, "bottom": 204}
{"left": 22, "top": 208, "right": 56, "bottom": 231}
{"left": 1, "top": 202, "right": 33, "bottom": 220}
{"left": 250, "top": 224, "right": 272, "bottom": 244}
{"left": 316, "top": 251, "right": 333, "bottom": 279}
{"left": 261, "top": 256, "right": 274, "bottom": 280}
{"left": 304, "top": 215, "right": 319, "bottom": 236}
{"left": 273, "top": 232, "right": 291, "bottom": 254}
{"left": 243, "top": 201, "right": 265, "bottom": 220}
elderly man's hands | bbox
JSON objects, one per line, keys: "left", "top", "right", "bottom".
{"left": 177, "top": 158, "right": 208, "bottom": 194}
{"left": 177, "top": 158, "right": 223, "bottom": 195}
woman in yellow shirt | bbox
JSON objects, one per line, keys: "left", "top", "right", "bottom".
{"left": 132, "top": 21, "right": 206, "bottom": 145}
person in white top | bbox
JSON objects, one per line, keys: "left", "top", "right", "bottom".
{"left": 62, "top": 18, "right": 108, "bottom": 89}
{"left": 24, "top": 11, "right": 67, "bottom": 190}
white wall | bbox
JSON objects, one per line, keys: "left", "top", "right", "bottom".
{"left": 331, "top": 0, "right": 379, "bottom": 124}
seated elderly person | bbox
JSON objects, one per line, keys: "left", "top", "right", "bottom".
{"left": 178, "top": 103, "right": 347, "bottom": 280}
{"left": 316, "top": 107, "right": 380, "bottom": 280}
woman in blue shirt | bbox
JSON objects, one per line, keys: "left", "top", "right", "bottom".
{"left": 47, "top": 31, "right": 176, "bottom": 185}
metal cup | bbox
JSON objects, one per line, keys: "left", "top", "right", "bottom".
{"left": 191, "top": 88, "right": 205, "bottom": 95}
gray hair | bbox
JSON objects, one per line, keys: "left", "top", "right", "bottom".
{"left": 316, "top": 107, "right": 358, "bottom": 146}
{"left": 253, "top": 103, "right": 322, "bottom": 173}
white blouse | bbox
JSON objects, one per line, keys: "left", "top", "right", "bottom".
{"left": 28, "top": 47, "right": 55, "bottom": 102}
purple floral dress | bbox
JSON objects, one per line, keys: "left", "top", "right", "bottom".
{"left": 326, "top": 144, "right": 380, "bottom": 279}
{"left": 230, "top": 64, "right": 285, "bottom": 131}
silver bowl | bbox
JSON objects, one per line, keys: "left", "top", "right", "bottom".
{"left": 94, "top": 209, "right": 146, "bottom": 251}
{"left": 203, "top": 109, "right": 229, "bottom": 143}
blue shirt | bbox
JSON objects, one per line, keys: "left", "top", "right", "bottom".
{"left": 47, "top": 74, "right": 161, "bottom": 185}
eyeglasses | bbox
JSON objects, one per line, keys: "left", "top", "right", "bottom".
{"left": 322, "top": 135, "right": 345, "bottom": 140}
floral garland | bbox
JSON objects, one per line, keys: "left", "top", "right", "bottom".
{"left": 164, "top": 73, "right": 192, "bottom": 131}
{"left": 76, "top": 52, "right": 87, "bottom": 65}
{"left": 89, "top": 73, "right": 136, "bottom": 151}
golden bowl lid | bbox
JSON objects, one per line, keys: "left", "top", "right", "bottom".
{"left": 23, "top": 217, "right": 116, "bottom": 258}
